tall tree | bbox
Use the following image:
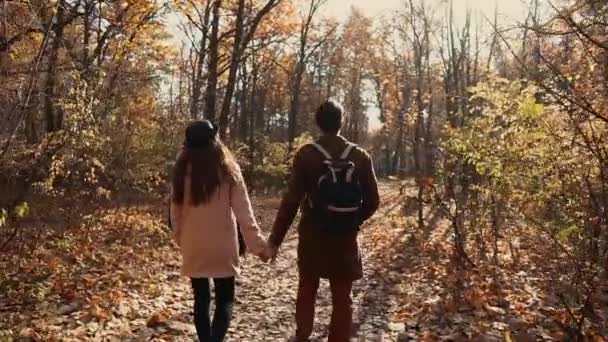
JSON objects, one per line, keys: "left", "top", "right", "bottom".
{"left": 287, "top": 0, "right": 330, "bottom": 150}
{"left": 204, "top": 0, "right": 222, "bottom": 121}
{"left": 218, "top": 0, "right": 284, "bottom": 137}
{"left": 181, "top": 0, "right": 213, "bottom": 119}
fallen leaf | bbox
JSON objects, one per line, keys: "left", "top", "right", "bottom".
{"left": 388, "top": 322, "right": 406, "bottom": 332}
{"left": 58, "top": 301, "right": 81, "bottom": 315}
{"left": 147, "top": 310, "right": 169, "bottom": 328}
{"left": 484, "top": 302, "right": 506, "bottom": 315}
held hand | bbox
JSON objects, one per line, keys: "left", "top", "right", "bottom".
{"left": 257, "top": 244, "right": 277, "bottom": 263}
{"left": 268, "top": 243, "right": 279, "bottom": 264}
{"left": 258, "top": 247, "right": 271, "bottom": 263}
{"left": 172, "top": 233, "right": 181, "bottom": 249}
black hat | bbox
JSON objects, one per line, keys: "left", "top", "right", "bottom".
{"left": 185, "top": 120, "right": 218, "bottom": 148}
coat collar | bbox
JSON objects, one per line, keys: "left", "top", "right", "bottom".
{"left": 318, "top": 134, "right": 346, "bottom": 144}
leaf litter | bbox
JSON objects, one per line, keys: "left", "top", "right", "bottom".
{"left": 1, "top": 182, "right": 607, "bottom": 341}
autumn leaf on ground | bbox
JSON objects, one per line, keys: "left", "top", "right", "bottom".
{"left": 147, "top": 310, "right": 169, "bottom": 328}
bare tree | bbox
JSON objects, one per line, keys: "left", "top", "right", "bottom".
{"left": 44, "top": 0, "right": 83, "bottom": 133}
{"left": 218, "top": 0, "right": 284, "bottom": 137}
{"left": 407, "top": 0, "right": 433, "bottom": 230}
{"left": 182, "top": 0, "right": 213, "bottom": 119}
{"left": 287, "top": 0, "right": 330, "bottom": 150}
{"left": 204, "top": 0, "right": 222, "bottom": 121}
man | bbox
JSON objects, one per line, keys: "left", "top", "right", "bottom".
{"left": 268, "top": 100, "right": 380, "bottom": 341}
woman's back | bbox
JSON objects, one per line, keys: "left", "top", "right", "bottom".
{"left": 170, "top": 121, "right": 266, "bottom": 278}
{"left": 176, "top": 172, "right": 239, "bottom": 278}
{"left": 169, "top": 120, "right": 269, "bottom": 342}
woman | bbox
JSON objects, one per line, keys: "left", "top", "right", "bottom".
{"left": 170, "top": 120, "right": 270, "bottom": 342}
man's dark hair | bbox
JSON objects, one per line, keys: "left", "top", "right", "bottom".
{"left": 315, "top": 100, "right": 343, "bottom": 134}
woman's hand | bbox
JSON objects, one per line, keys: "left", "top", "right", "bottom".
{"left": 267, "top": 242, "right": 279, "bottom": 263}
{"left": 258, "top": 247, "right": 271, "bottom": 263}
{"left": 172, "top": 232, "right": 181, "bottom": 249}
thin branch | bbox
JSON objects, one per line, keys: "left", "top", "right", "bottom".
{"left": 547, "top": 0, "right": 608, "bottom": 51}
{"left": 0, "top": 3, "right": 58, "bottom": 161}
{"left": 483, "top": 14, "right": 608, "bottom": 125}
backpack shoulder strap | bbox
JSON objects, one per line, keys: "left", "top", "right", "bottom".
{"left": 310, "top": 142, "right": 333, "bottom": 160}
{"left": 340, "top": 143, "right": 356, "bottom": 160}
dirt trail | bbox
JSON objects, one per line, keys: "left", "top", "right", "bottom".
{"left": 134, "top": 182, "right": 406, "bottom": 342}
{"left": 110, "top": 182, "right": 405, "bottom": 341}
{"left": 7, "top": 181, "right": 596, "bottom": 341}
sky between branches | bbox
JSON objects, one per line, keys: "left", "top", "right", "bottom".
{"left": 323, "top": 0, "right": 527, "bottom": 23}
{"left": 168, "top": 0, "right": 530, "bottom": 132}
{"left": 322, "top": 0, "right": 529, "bottom": 131}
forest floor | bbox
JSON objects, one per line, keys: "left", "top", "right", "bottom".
{"left": 1, "top": 181, "right": 607, "bottom": 341}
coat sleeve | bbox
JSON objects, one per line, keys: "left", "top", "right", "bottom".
{"left": 356, "top": 151, "right": 380, "bottom": 225}
{"left": 230, "top": 165, "right": 267, "bottom": 256}
{"left": 170, "top": 187, "right": 183, "bottom": 247}
{"left": 268, "top": 148, "right": 307, "bottom": 248}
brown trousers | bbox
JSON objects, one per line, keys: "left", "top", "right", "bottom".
{"left": 296, "top": 273, "right": 353, "bottom": 342}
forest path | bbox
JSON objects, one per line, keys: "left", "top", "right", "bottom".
{"left": 1, "top": 182, "right": 409, "bottom": 341}
{"left": 4, "top": 181, "right": 600, "bottom": 341}
{"left": 126, "top": 181, "right": 408, "bottom": 342}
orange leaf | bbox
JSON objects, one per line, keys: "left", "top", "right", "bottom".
{"left": 90, "top": 303, "right": 111, "bottom": 321}
{"left": 147, "top": 310, "right": 168, "bottom": 328}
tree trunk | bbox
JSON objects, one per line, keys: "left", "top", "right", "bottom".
{"left": 204, "top": 0, "right": 222, "bottom": 122}
{"left": 219, "top": 0, "right": 245, "bottom": 137}
{"left": 219, "top": 0, "right": 282, "bottom": 138}
{"left": 394, "top": 76, "right": 410, "bottom": 176}
{"left": 45, "top": 0, "right": 66, "bottom": 133}
{"left": 82, "top": 1, "right": 93, "bottom": 83}
{"left": 190, "top": 2, "right": 212, "bottom": 120}
{"left": 288, "top": 62, "right": 305, "bottom": 150}
{"left": 287, "top": 0, "right": 324, "bottom": 150}
{"left": 238, "top": 64, "right": 249, "bottom": 142}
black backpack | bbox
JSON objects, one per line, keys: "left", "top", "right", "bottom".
{"left": 308, "top": 142, "right": 363, "bottom": 233}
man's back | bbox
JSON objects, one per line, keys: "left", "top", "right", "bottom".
{"left": 269, "top": 134, "right": 380, "bottom": 279}
{"left": 296, "top": 135, "right": 377, "bottom": 218}
{"left": 267, "top": 100, "right": 380, "bottom": 341}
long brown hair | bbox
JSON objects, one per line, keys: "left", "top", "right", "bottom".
{"left": 172, "top": 130, "right": 239, "bottom": 206}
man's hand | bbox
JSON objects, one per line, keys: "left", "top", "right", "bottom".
{"left": 267, "top": 243, "right": 279, "bottom": 263}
